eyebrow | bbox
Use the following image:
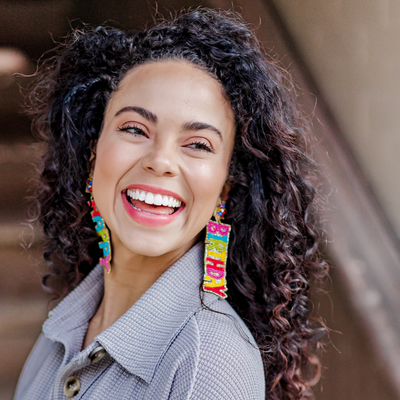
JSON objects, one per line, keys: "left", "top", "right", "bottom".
{"left": 115, "top": 106, "right": 223, "bottom": 141}
{"left": 183, "top": 121, "right": 223, "bottom": 142}
{"left": 115, "top": 106, "right": 158, "bottom": 124}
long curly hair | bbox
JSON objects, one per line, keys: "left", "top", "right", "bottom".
{"left": 28, "top": 8, "right": 327, "bottom": 399}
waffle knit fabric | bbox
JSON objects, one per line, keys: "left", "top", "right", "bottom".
{"left": 14, "top": 242, "right": 265, "bottom": 399}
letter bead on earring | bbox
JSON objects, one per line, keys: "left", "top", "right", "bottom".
{"left": 203, "top": 199, "right": 231, "bottom": 299}
{"left": 86, "top": 175, "right": 112, "bottom": 273}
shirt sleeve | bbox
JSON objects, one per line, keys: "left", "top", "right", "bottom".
{"left": 144, "top": 301, "right": 265, "bottom": 400}
{"left": 14, "top": 333, "right": 59, "bottom": 399}
{"left": 187, "top": 308, "right": 265, "bottom": 400}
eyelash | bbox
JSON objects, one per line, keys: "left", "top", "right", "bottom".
{"left": 188, "top": 141, "right": 213, "bottom": 153}
{"left": 118, "top": 124, "right": 147, "bottom": 137}
{"left": 118, "top": 125, "right": 213, "bottom": 153}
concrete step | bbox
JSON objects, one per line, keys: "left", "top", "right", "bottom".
{"left": 0, "top": 299, "right": 48, "bottom": 400}
{"left": 0, "top": 226, "right": 49, "bottom": 398}
{"left": 0, "top": 137, "right": 48, "bottom": 399}
{"left": 0, "top": 243, "right": 46, "bottom": 299}
{"left": 0, "top": 142, "right": 43, "bottom": 225}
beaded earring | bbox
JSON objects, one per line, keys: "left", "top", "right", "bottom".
{"left": 203, "top": 198, "right": 231, "bottom": 299}
{"left": 86, "top": 175, "right": 112, "bottom": 273}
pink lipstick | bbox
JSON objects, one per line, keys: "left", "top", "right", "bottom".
{"left": 121, "top": 185, "right": 185, "bottom": 227}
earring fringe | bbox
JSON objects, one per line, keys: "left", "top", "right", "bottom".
{"left": 203, "top": 199, "right": 230, "bottom": 299}
{"left": 86, "top": 176, "right": 112, "bottom": 273}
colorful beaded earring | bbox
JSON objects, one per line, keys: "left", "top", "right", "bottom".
{"left": 85, "top": 175, "right": 112, "bottom": 273}
{"left": 203, "top": 198, "right": 231, "bottom": 299}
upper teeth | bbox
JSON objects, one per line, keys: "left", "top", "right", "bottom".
{"left": 127, "top": 189, "right": 182, "bottom": 208}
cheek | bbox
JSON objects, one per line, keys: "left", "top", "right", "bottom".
{"left": 92, "top": 137, "right": 130, "bottom": 213}
{"left": 95, "top": 140, "right": 118, "bottom": 184}
{"left": 188, "top": 160, "right": 228, "bottom": 213}
{"left": 95, "top": 133, "right": 139, "bottom": 181}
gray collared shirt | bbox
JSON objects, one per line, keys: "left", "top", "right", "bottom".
{"left": 14, "top": 243, "right": 265, "bottom": 399}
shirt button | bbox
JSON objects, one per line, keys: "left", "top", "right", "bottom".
{"left": 63, "top": 376, "right": 80, "bottom": 398}
{"left": 89, "top": 345, "right": 107, "bottom": 364}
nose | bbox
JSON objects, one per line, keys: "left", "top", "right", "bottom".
{"left": 141, "top": 141, "right": 179, "bottom": 177}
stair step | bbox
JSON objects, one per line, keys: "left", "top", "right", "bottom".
{"left": 0, "top": 223, "right": 41, "bottom": 249}
{"left": 0, "top": 142, "right": 43, "bottom": 224}
{"left": 0, "top": 245, "right": 46, "bottom": 298}
{"left": 0, "top": 299, "right": 48, "bottom": 399}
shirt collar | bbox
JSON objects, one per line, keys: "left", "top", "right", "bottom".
{"left": 43, "top": 242, "right": 219, "bottom": 383}
{"left": 43, "top": 261, "right": 104, "bottom": 345}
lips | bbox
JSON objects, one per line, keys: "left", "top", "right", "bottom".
{"left": 121, "top": 184, "right": 185, "bottom": 227}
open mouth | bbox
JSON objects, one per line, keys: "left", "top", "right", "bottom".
{"left": 125, "top": 189, "right": 184, "bottom": 216}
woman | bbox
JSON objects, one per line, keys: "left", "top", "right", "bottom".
{"left": 15, "top": 8, "right": 326, "bottom": 400}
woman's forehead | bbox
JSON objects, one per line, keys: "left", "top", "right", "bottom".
{"left": 105, "top": 60, "right": 235, "bottom": 127}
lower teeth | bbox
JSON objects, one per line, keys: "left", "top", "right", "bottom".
{"left": 131, "top": 204, "right": 157, "bottom": 215}
{"left": 130, "top": 202, "right": 177, "bottom": 215}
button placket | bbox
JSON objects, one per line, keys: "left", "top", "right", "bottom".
{"left": 55, "top": 348, "right": 92, "bottom": 399}
{"left": 55, "top": 343, "right": 109, "bottom": 399}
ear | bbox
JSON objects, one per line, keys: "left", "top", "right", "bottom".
{"left": 220, "top": 181, "right": 231, "bottom": 202}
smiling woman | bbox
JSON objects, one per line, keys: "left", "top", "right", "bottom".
{"left": 94, "top": 61, "right": 234, "bottom": 262}
{"left": 15, "top": 8, "right": 327, "bottom": 400}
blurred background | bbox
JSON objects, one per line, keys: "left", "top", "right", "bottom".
{"left": 1, "top": 0, "right": 400, "bottom": 399}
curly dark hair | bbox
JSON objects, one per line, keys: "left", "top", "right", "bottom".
{"left": 28, "top": 8, "right": 327, "bottom": 400}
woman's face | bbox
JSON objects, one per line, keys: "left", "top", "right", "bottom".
{"left": 93, "top": 60, "right": 235, "bottom": 260}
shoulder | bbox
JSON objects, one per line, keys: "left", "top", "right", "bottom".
{"left": 150, "top": 297, "right": 265, "bottom": 400}
{"left": 189, "top": 298, "right": 265, "bottom": 399}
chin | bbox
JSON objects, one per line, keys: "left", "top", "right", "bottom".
{"left": 121, "top": 237, "right": 178, "bottom": 258}
{"left": 126, "top": 233, "right": 199, "bottom": 260}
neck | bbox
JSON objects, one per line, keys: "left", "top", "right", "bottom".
{"left": 89, "top": 238, "right": 197, "bottom": 335}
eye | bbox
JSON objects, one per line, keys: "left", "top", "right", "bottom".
{"left": 185, "top": 141, "right": 214, "bottom": 153}
{"left": 118, "top": 124, "right": 147, "bottom": 137}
